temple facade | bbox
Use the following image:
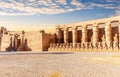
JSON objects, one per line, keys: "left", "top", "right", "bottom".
{"left": 48, "top": 16, "right": 120, "bottom": 51}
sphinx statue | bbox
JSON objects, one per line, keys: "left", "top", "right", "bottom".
{"left": 113, "top": 34, "right": 118, "bottom": 49}
{"left": 113, "top": 34, "right": 118, "bottom": 43}
{"left": 91, "top": 36, "right": 93, "bottom": 43}
{"left": 101, "top": 34, "right": 107, "bottom": 49}
{"left": 98, "top": 42, "right": 102, "bottom": 49}
{"left": 102, "top": 34, "right": 105, "bottom": 42}
{"left": 91, "top": 36, "right": 98, "bottom": 48}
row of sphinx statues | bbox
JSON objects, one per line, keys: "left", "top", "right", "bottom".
{"left": 49, "top": 34, "right": 119, "bottom": 50}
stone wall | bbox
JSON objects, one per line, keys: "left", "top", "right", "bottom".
{"left": 1, "top": 34, "right": 10, "bottom": 51}
{"left": 39, "top": 30, "right": 56, "bottom": 51}
{"left": 25, "top": 31, "right": 41, "bottom": 51}
{"left": 0, "top": 30, "right": 55, "bottom": 51}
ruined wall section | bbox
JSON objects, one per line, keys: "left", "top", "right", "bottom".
{"left": 24, "top": 31, "right": 41, "bottom": 51}
{"left": 1, "top": 31, "right": 42, "bottom": 51}
{"left": 0, "top": 30, "right": 55, "bottom": 51}
{"left": 39, "top": 30, "right": 56, "bottom": 51}
{"left": 25, "top": 31, "right": 56, "bottom": 51}
{"left": 1, "top": 34, "right": 10, "bottom": 51}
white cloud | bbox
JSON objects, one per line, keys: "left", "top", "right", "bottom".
{"left": 37, "top": 0, "right": 50, "bottom": 6}
{"left": 84, "top": 2, "right": 120, "bottom": 17}
{"left": 85, "top": 2, "right": 117, "bottom": 9}
{"left": 71, "top": 0, "right": 84, "bottom": 7}
{"left": 55, "top": 0, "right": 67, "bottom": 5}
{"left": 115, "top": 6, "right": 120, "bottom": 16}
{"left": 28, "top": 0, "right": 36, "bottom": 2}
{"left": 0, "top": 0, "right": 85, "bottom": 16}
{"left": 97, "top": 0, "right": 120, "bottom": 3}
{"left": 85, "top": 2, "right": 120, "bottom": 16}
{"left": 0, "top": 0, "right": 119, "bottom": 16}
{"left": 105, "top": 0, "right": 120, "bottom": 2}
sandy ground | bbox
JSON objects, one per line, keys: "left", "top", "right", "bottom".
{"left": 1, "top": 52, "right": 120, "bottom": 77}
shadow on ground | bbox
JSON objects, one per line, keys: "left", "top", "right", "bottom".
{"left": 0, "top": 51, "right": 74, "bottom": 55}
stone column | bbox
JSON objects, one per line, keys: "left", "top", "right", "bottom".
{"left": 64, "top": 27, "right": 68, "bottom": 43}
{"left": 93, "top": 24, "right": 99, "bottom": 44}
{"left": 105, "top": 22, "right": 112, "bottom": 47}
{"left": 72, "top": 27, "right": 77, "bottom": 47}
{"left": 118, "top": 23, "right": 120, "bottom": 48}
{"left": 82, "top": 26, "right": 87, "bottom": 43}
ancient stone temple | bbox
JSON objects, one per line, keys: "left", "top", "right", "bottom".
{"left": 48, "top": 16, "right": 120, "bottom": 51}
{"left": 1, "top": 16, "right": 120, "bottom": 52}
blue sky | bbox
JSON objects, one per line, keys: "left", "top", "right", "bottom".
{"left": 0, "top": 0, "right": 120, "bottom": 31}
